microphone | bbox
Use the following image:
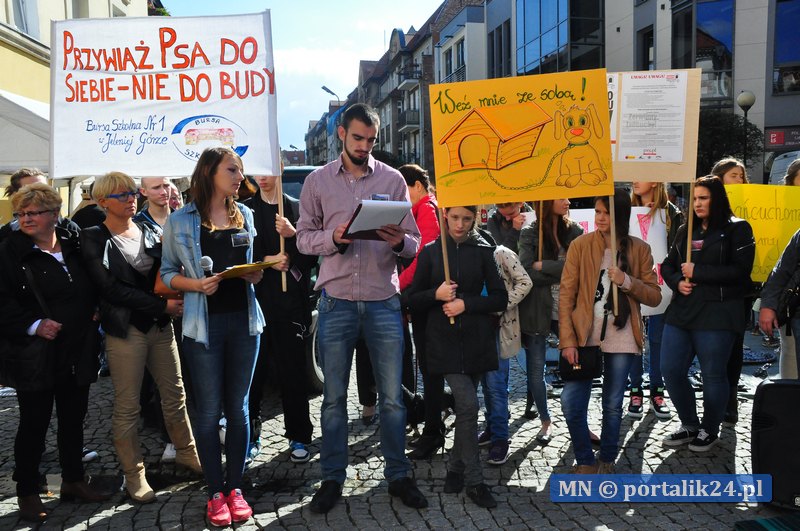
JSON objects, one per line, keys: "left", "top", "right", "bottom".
{"left": 200, "top": 256, "right": 214, "bottom": 278}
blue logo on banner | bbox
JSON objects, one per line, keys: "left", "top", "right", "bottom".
{"left": 550, "top": 474, "right": 772, "bottom": 503}
{"left": 170, "top": 114, "right": 249, "bottom": 161}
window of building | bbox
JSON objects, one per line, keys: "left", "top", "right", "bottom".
{"left": 517, "top": 0, "right": 602, "bottom": 75}
{"left": 455, "top": 39, "right": 465, "bottom": 69}
{"left": 671, "top": 5, "right": 693, "bottom": 69}
{"left": 444, "top": 48, "right": 453, "bottom": 77}
{"left": 774, "top": 0, "right": 800, "bottom": 93}
{"left": 696, "top": 0, "right": 733, "bottom": 101}
{"left": 672, "top": 0, "right": 733, "bottom": 103}
{"left": 638, "top": 26, "right": 654, "bottom": 70}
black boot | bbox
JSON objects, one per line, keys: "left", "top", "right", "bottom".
{"left": 408, "top": 432, "right": 445, "bottom": 460}
{"left": 722, "top": 387, "right": 738, "bottom": 427}
{"left": 524, "top": 390, "right": 539, "bottom": 420}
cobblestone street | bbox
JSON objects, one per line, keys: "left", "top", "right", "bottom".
{"left": 0, "top": 335, "right": 786, "bottom": 530}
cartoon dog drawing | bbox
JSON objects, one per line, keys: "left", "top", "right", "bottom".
{"left": 553, "top": 104, "right": 608, "bottom": 188}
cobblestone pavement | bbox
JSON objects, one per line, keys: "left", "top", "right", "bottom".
{"left": 0, "top": 333, "right": 787, "bottom": 530}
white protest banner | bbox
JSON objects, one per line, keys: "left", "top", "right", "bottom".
{"left": 568, "top": 206, "right": 671, "bottom": 315}
{"left": 51, "top": 12, "right": 279, "bottom": 178}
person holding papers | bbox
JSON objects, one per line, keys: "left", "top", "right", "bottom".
{"left": 296, "top": 103, "right": 426, "bottom": 514}
{"left": 161, "top": 147, "right": 265, "bottom": 527}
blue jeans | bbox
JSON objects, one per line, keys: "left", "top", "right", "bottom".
{"left": 661, "top": 324, "right": 735, "bottom": 437}
{"left": 561, "top": 352, "right": 636, "bottom": 465}
{"left": 629, "top": 313, "right": 665, "bottom": 390}
{"left": 317, "top": 292, "right": 410, "bottom": 484}
{"left": 182, "top": 311, "right": 259, "bottom": 496}
{"left": 523, "top": 332, "right": 551, "bottom": 422}
{"left": 481, "top": 353, "right": 510, "bottom": 443}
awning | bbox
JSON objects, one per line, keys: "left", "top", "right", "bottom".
{"left": 0, "top": 89, "right": 49, "bottom": 174}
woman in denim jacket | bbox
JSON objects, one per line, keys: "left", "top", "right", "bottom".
{"left": 161, "top": 147, "right": 265, "bottom": 527}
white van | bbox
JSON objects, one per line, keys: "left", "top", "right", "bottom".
{"left": 768, "top": 150, "right": 800, "bottom": 184}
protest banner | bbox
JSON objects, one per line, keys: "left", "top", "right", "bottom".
{"left": 50, "top": 12, "right": 279, "bottom": 178}
{"left": 725, "top": 184, "right": 800, "bottom": 282}
{"left": 428, "top": 69, "right": 613, "bottom": 207}
{"left": 566, "top": 206, "right": 671, "bottom": 315}
{"left": 608, "top": 69, "right": 701, "bottom": 184}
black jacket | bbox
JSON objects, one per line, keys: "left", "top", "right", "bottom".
{"left": 661, "top": 217, "right": 755, "bottom": 303}
{"left": 0, "top": 226, "right": 100, "bottom": 388}
{"left": 761, "top": 228, "right": 800, "bottom": 310}
{"left": 81, "top": 221, "right": 168, "bottom": 338}
{"left": 407, "top": 232, "right": 508, "bottom": 375}
{"left": 244, "top": 193, "right": 317, "bottom": 325}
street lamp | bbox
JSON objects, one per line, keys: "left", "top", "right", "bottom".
{"left": 736, "top": 90, "right": 756, "bottom": 170}
{"left": 289, "top": 144, "right": 299, "bottom": 150}
{"left": 321, "top": 85, "right": 341, "bottom": 104}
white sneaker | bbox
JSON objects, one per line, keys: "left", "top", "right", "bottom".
{"left": 161, "top": 442, "right": 176, "bottom": 463}
{"left": 81, "top": 447, "right": 98, "bottom": 463}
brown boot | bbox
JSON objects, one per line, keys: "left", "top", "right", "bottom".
{"left": 164, "top": 414, "right": 202, "bottom": 475}
{"left": 175, "top": 445, "right": 203, "bottom": 475}
{"left": 123, "top": 465, "right": 156, "bottom": 503}
{"left": 18, "top": 494, "right": 47, "bottom": 522}
{"left": 114, "top": 437, "right": 155, "bottom": 503}
{"left": 571, "top": 463, "right": 599, "bottom": 474}
{"left": 60, "top": 480, "right": 113, "bottom": 503}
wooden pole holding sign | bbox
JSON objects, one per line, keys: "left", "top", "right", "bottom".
{"left": 538, "top": 201, "right": 544, "bottom": 263}
{"left": 609, "top": 194, "right": 619, "bottom": 316}
{"left": 276, "top": 156, "right": 287, "bottom": 292}
{"left": 684, "top": 181, "right": 695, "bottom": 282}
{"left": 438, "top": 207, "right": 455, "bottom": 325}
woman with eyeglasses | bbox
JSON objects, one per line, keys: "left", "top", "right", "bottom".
{"left": 81, "top": 172, "right": 200, "bottom": 504}
{"left": 0, "top": 184, "right": 110, "bottom": 522}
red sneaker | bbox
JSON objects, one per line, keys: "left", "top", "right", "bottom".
{"left": 227, "top": 488, "right": 253, "bottom": 522}
{"left": 206, "top": 492, "right": 231, "bottom": 527}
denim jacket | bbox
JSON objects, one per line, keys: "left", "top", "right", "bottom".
{"left": 161, "top": 201, "right": 265, "bottom": 347}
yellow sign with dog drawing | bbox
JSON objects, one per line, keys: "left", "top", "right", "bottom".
{"left": 428, "top": 69, "right": 613, "bottom": 207}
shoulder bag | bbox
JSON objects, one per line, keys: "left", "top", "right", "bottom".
{"left": 0, "top": 265, "right": 56, "bottom": 391}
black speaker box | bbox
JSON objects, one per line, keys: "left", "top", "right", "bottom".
{"left": 752, "top": 378, "right": 800, "bottom": 510}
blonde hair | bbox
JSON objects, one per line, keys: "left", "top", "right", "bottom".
{"left": 12, "top": 183, "right": 61, "bottom": 213}
{"left": 93, "top": 171, "right": 137, "bottom": 201}
{"left": 631, "top": 182, "right": 672, "bottom": 232}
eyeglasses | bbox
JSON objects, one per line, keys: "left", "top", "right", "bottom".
{"left": 107, "top": 190, "right": 141, "bottom": 202}
{"left": 13, "top": 209, "right": 56, "bottom": 219}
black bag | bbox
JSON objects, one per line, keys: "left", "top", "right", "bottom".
{"left": 776, "top": 264, "right": 800, "bottom": 328}
{"left": 0, "top": 336, "right": 55, "bottom": 391}
{"left": 558, "top": 345, "right": 603, "bottom": 381}
{"left": 0, "top": 265, "right": 57, "bottom": 391}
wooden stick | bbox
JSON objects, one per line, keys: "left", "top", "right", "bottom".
{"left": 438, "top": 207, "right": 455, "bottom": 325}
{"left": 538, "top": 201, "right": 543, "bottom": 263}
{"left": 684, "top": 181, "right": 695, "bottom": 282}
{"left": 609, "top": 193, "right": 619, "bottom": 316}
{"left": 277, "top": 171, "right": 287, "bottom": 292}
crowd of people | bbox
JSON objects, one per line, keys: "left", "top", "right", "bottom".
{"left": 1, "top": 102, "right": 799, "bottom": 524}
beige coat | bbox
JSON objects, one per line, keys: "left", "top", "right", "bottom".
{"left": 494, "top": 246, "right": 533, "bottom": 359}
{"left": 558, "top": 231, "right": 661, "bottom": 352}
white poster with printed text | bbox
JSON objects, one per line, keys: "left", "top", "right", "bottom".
{"left": 616, "top": 71, "right": 688, "bottom": 163}
{"left": 51, "top": 12, "right": 279, "bottom": 178}
{"left": 568, "top": 207, "right": 672, "bottom": 315}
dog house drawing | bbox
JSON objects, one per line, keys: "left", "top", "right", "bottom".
{"left": 438, "top": 102, "right": 552, "bottom": 173}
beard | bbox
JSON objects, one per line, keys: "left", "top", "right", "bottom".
{"left": 345, "top": 144, "right": 369, "bottom": 167}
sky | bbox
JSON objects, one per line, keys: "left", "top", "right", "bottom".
{"left": 165, "top": 0, "right": 441, "bottom": 152}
